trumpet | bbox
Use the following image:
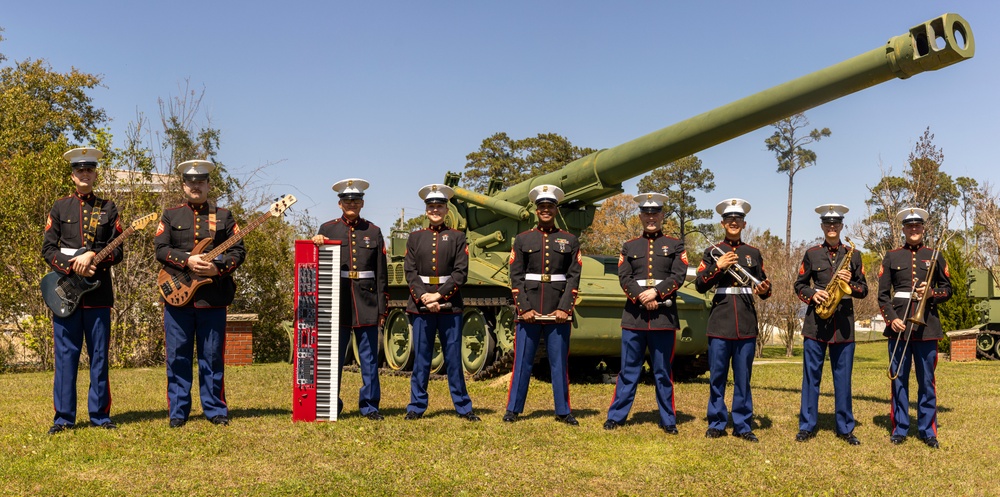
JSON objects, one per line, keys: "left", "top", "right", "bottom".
{"left": 710, "top": 245, "right": 763, "bottom": 288}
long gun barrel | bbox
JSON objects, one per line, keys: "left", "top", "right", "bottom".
{"left": 493, "top": 13, "right": 974, "bottom": 208}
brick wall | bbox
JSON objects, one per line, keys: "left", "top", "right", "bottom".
{"left": 225, "top": 313, "right": 258, "bottom": 366}
{"left": 946, "top": 329, "right": 979, "bottom": 362}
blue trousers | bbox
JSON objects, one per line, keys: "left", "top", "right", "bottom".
{"left": 407, "top": 313, "right": 473, "bottom": 415}
{"left": 164, "top": 306, "right": 228, "bottom": 421}
{"left": 707, "top": 337, "right": 755, "bottom": 434}
{"left": 338, "top": 325, "right": 380, "bottom": 415}
{"left": 52, "top": 307, "right": 112, "bottom": 426}
{"left": 888, "top": 339, "right": 938, "bottom": 439}
{"left": 799, "top": 338, "right": 856, "bottom": 434}
{"left": 607, "top": 329, "right": 676, "bottom": 427}
{"left": 506, "top": 321, "right": 571, "bottom": 416}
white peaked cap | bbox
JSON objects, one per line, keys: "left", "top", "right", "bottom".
{"left": 529, "top": 184, "right": 564, "bottom": 205}
{"left": 418, "top": 184, "right": 454, "bottom": 203}
{"left": 716, "top": 198, "right": 751, "bottom": 217}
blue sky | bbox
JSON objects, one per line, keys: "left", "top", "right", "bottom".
{"left": 3, "top": 1, "right": 996, "bottom": 243}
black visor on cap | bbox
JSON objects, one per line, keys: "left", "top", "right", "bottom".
{"left": 183, "top": 173, "right": 209, "bottom": 181}
{"left": 339, "top": 193, "right": 364, "bottom": 200}
{"left": 71, "top": 161, "right": 98, "bottom": 169}
{"left": 424, "top": 198, "right": 448, "bottom": 205}
{"left": 902, "top": 218, "right": 925, "bottom": 225}
{"left": 722, "top": 212, "right": 745, "bottom": 219}
{"left": 821, "top": 216, "right": 843, "bottom": 224}
{"left": 639, "top": 206, "right": 662, "bottom": 214}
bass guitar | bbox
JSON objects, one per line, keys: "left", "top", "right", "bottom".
{"left": 40, "top": 212, "right": 159, "bottom": 318}
{"left": 157, "top": 194, "right": 296, "bottom": 307}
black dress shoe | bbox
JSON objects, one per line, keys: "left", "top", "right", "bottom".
{"left": 555, "top": 413, "right": 579, "bottom": 426}
{"left": 603, "top": 419, "right": 620, "bottom": 430}
{"left": 837, "top": 432, "right": 861, "bottom": 446}
{"left": 705, "top": 428, "right": 727, "bottom": 439}
{"left": 91, "top": 421, "right": 118, "bottom": 430}
{"left": 364, "top": 411, "right": 384, "bottom": 421}
{"left": 795, "top": 430, "right": 816, "bottom": 442}
{"left": 48, "top": 424, "right": 70, "bottom": 435}
{"left": 209, "top": 415, "right": 230, "bottom": 426}
{"left": 660, "top": 424, "right": 679, "bottom": 435}
{"left": 919, "top": 436, "right": 940, "bottom": 449}
{"left": 502, "top": 411, "right": 519, "bottom": 423}
{"left": 169, "top": 418, "right": 186, "bottom": 428}
{"left": 458, "top": 411, "right": 481, "bottom": 422}
{"left": 734, "top": 431, "right": 759, "bottom": 443}
{"left": 404, "top": 411, "right": 423, "bottom": 420}
{"left": 890, "top": 434, "right": 906, "bottom": 445}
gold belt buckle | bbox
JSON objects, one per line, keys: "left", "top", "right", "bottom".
{"left": 541, "top": 274, "right": 551, "bottom": 282}
{"left": 427, "top": 276, "right": 440, "bottom": 285}
{"left": 348, "top": 271, "right": 359, "bottom": 279}
{"left": 646, "top": 280, "right": 656, "bottom": 288}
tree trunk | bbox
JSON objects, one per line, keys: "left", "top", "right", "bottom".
{"left": 786, "top": 173, "right": 795, "bottom": 255}
{"left": 785, "top": 317, "right": 796, "bottom": 357}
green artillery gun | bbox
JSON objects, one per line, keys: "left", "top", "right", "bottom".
{"left": 376, "top": 14, "right": 974, "bottom": 379}
{"left": 970, "top": 268, "right": 1000, "bottom": 360}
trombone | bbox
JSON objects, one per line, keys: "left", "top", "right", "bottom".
{"left": 710, "top": 245, "right": 763, "bottom": 288}
{"left": 887, "top": 228, "right": 953, "bottom": 380}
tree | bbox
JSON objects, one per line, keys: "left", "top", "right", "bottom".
{"left": 636, "top": 155, "right": 715, "bottom": 244}
{"left": 954, "top": 176, "right": 978, "bottom": 258}
{"left": 765, "top": 113, "right": 831, "bottom": 253}
{"left": 939, "top": 238, "right": 980, "bottom": 352}
{"left": 462, "top": 132, "right": 597, "bottom": 193}
{"left": 579, "top": 193, "right": 643, "bottom": 256}
{"left": 744, "top": 228, "right": 805, "bottom": 357}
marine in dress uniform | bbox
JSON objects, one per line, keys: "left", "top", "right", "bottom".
{"left": 155, "top": 160, "right": 246, "bottom": 428}
{"left": 403, "top": 184, "right": 479, "bottom": 422}
{"left": 878, "top": 207, "right": 951, "bottom": 449}
{"left": 313, "top": 178, "right": 388, "bottom": 420}
{"left": 793, "top": 204, "right": 868, "bottom": 445}
{"left": 504, "top": 185, "right": 583, "bottom": 425}
{"left": 42, "top": 147, "right": 123, "bottom": 434}
{"left": 694, "top": 198, "right": 771, "bottom": 442}
{"left": 604, "top": 193, "right": 688, "bottom": 434}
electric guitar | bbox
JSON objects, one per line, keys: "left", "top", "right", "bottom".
{"left": 157, "top": 194, "right": 296, "bottom": 307}
{"left": 40, "top": 212, "right": 159, "bottom": 318}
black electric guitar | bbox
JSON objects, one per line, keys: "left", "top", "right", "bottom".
{"left": 157, "top": 195, "right": 296, "bottom": 307}
{"left": 40, "top": 212, "right": 159, "bottom": 317}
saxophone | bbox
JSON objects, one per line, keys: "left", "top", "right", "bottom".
{"left": 814, "top": 237, "right": 855, "bottom": 320}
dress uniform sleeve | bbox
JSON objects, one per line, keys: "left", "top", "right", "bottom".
{"left": 848, "top": 250, "right": 868, "bottom": 298}
{"left": 794, "top": 251, "right": 816, "bottom": 304}
{"left": 618, "top": 243, "right": 642, "bottom": 302}
{"left": 42, "top": 204, "right": 73, "bottom": 275}
{"left": 509, "top": 236, "right": 530, "bottom": 313}
{"left": 877, "top": 256, "right": 898, "bottom": 323}
{"left": 439, "top": 231, "right": 467, "bottom": 300}
{"left": 155, "top": 211, "right": 188, "bottom": 270}
{"left": 557, "top": 237, "right": 582, "bottom": 313}
{"left": 95, "top": 200, "right": 124, "bottom": 269}
{"left": 694, "top": 246, "right": 721, "bottom": 294}
{"left": 929, "top": 251, "right": 952, "bottom": 303}
{"left": 655, "top": 241, "right": 687, "bottom": 298}
{"left": 376, "top": 227, "right": 389, "bottom": 318}
{"left": 404, "top": 234, "right": 427, "bottom": 300}
{"left": 215, "top": 209, "right": 246, "bottom": 276}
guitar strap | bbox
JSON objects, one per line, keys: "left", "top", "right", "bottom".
{"left": 84, "top": 198, "right": 104, "bottom": 249}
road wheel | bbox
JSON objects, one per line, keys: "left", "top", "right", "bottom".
{"left": 461, "top": 307, "right": 497, "bottom": 375}
{"left": 383, "top": 309, "right": 413, "bottom": 371}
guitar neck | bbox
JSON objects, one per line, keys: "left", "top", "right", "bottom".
{"left": 202, "top": 211, "right": 273, "bottom": 261}
{"left": 92, "top": 226, "right": 136, "bottom": 261}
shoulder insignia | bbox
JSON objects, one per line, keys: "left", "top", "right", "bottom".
{"left": 233, "top": 223, "right": 241, "bottom": 235}
{"left": 680, "top": 250, "right": 688, "bottom": 265}
{"left": 464, "top": 246, "right": 469, "bottom": 255}
{"left": 576, "top": 250, "right": 583, "bottom": 265}
{"left": 45, "top": 215, "right": 52, "bottom": 231}
{"left": 798, "top": 262, "right": 805, "bottom": 275}
{"left": 697, "top": 260, "right": 706, "bottom": 272}
{"left": 877, "top": 265, "right": 884, "bottom": 278}
{"left": 509, "top": 246, "right": 516, "bottom": 265}
{"left": 115, "top": 218, "right": 123, "bottom": 232}
{"left": 944, "top": 262, "right": 950, "bottom": 278}
{"left": 155, "top": 221, "right": 165, "bottom": 237}
{"left": 618, "top": 253, "right": 624, "bottom": 266}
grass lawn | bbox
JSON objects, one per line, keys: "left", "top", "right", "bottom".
{"left": 1, "top": 342, "right": 998, "bottom": 496}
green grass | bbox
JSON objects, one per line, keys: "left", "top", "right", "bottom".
{"left": 2, "top": 342, "right": 999, "bottom": 496}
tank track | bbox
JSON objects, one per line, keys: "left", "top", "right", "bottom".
{"left": 976, "top": 329, "right": 1000, "bottom": 360}
{"left": 472, "top": 348, "right": 515, "bottom": 381}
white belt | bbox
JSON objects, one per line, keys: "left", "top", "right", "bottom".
{"left": 894, "top": 291, "right": 912, "bottom": 299}
{"left": 716, "top": 287, "right": 754, "bottom": 295}
{"left": 419, "top": 275, "right": 451, "bottom": 284}
{"left": 341, "top": 270, "right": 376, "bottom": 279}
{"left": 525, "top": 273, "right": 566, "bottom": 282}
{"left": 60, "top": 247, "right": 80, "bottom": 256}
{"left": 636, "top": 279, "right": 663, "bottom": 287}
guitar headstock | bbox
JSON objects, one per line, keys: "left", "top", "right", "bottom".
{"left": 270, "top": 194, "right": 297, "bottom": 216}
{"left": 131, "top": 212, "right": 160, "bottom": 230}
